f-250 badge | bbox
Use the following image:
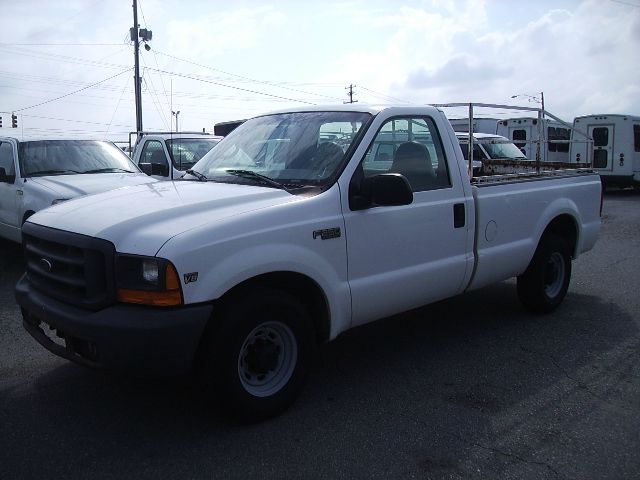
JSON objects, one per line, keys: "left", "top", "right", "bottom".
{"left": 183, "top": 272, "right": 199, "bottom": 284}
{"left": 313, "top": 227, "right": 341, "bottom": 240}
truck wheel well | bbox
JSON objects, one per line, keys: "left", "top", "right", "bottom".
{"left": 215, "top": 272, "right": 331, "bottom": 344}
{"left": 542, "top": 214, "right": 578, "bottom": 258}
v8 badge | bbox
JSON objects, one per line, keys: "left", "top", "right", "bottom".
{"left": 183, "top": 272, "right": 199, "bottom": 284}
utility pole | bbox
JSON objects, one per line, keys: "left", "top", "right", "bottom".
{"left": 131, "top": 0, "right": 143, "bottom": 134}
{"left": 344, "top": 84, "right": 357, "bottom": 104}
{"left": 130, "top": 1, "right": 152, "bottom": 135}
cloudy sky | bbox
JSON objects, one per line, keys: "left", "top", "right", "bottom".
{"left": 0, "top": 0, "right": 638, "bottom": 141}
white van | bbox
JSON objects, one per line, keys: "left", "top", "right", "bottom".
{"left": 495, "top": 117, "right": 571, "bottom": 163}
{"left": 450, "top": 117, "right": 572, "bottom": 163}
{"left": 570, "top": 114, "right": 640, "bottom": 188}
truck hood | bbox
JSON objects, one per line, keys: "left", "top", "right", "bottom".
{"left": 30, "top": 172, "right": 156, "bottom": 198}
{"left": 29, "top": 181, "right": 298, "bottom": 256}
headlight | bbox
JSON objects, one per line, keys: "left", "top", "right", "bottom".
{"left": 51, "top": 198, "right": 70, "bottom": 205}
{"left": 116, "top": 255, "right": 183, "bottom": 307}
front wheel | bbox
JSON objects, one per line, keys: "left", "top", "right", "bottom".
{"left": 517, "top": 234, "right": 572, "bottom": 314}
{"left": 198, "top": 288, "right": 314, "bottom": 421}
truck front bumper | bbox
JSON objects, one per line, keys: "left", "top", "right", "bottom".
{"left": 15, "top": 274, "right": 213, "bottom": 376}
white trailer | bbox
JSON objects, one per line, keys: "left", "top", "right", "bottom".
{"left": 569, "top": 114, "right": 640, "bottom": 188}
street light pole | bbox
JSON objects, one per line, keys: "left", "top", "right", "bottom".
{"left": 172, "top": 110, "right": 180, "bottom": 132}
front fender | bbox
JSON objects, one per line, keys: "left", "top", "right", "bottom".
{"left": 183, "top": 243, "right": 351, "bottom": 340}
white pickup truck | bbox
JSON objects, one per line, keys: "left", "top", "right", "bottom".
{"left": 130, "top": 132, "right": 223, "bottom": 180}
{"left": 15, "top": 105, "right": 602, "bottom": 420}
{"left": 0, "top": 137, "right": 156, "bottom": 242}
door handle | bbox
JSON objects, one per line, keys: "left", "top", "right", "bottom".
{"left": 453, "top": 203, "right": 465, "bottom": 228}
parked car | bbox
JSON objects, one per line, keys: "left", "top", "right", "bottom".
{"left": 131, "top": 132, "right": 223, "bottom": 180}
{"left": 0, "top": 137, "right": 157, "bottom": 242}
{"left": 16, "top": 105, "right": 601, "bottom": 420}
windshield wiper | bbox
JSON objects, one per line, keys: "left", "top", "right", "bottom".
{"left": 84, "top": 168, "right": 135, "bottom": 174}
{"left": 224, "top": 169, "right": 290, "bottom": 191}
{"left": 29, "top": 169, "right": 82, "bottom": 176}
{"left": 185, "top": 169, "right": 208, "bottom": 182}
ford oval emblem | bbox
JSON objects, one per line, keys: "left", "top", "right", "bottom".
{"left": 39, "top": 258, "right": 53, "bottom": 272}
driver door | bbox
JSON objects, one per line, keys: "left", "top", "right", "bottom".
{"left": 342, "top": 116, "right": 472, "bottom": 326}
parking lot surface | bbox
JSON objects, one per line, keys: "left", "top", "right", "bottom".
{"left": 1, "top": 191, "right": 639, "bottom": 479}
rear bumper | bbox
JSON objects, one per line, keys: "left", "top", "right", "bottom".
{"left": 15, "top": 274, "right": 212, "bottom": 376}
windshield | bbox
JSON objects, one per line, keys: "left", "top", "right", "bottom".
{"left": 166, "top": 138, "right": 221, "bottom": 171}
{"left": 191, "top": 111, "right": 370, "bottom": 189}
{"left": 481, "top": 138, "right": 528, "bottom": 160}
{"left": 19, "top": 140, "right": 139, "bottom": 177}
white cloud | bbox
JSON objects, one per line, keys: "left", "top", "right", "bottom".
{"left": 1, "top": 0, "right": 638, "bottom": 136}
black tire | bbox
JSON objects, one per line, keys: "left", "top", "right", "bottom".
{"left": 198, "top": 287, "right": 314, "bottom": 421}
{"left": 517, "top": 234, "right": 572, "bottom": 314}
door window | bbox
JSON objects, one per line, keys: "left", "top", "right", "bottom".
{"left": 361, "top": 117, "right": 450, "bottom": 192}
{"left": 593, "top": 150, "right": 608, "bottom": 168}
{"left": 512, "top": 129, "right": 527, "bottom": 149}
{"left": 592, "top": 127, "right": 609, "bottom": 147}
{"left": 0, "top": 142, "right": 15, "bottom": 183}
{"left": 591, "top": 127, "right": 610, "bottom": 169}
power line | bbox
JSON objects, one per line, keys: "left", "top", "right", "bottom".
{"left": 20, "top": 113, "right": 132, "bottom": 129}
{"left": 153, "top": 50, "right": 344, "bottom": 103}
{"left": 105, "top": 72, "right": 136, "bottom": 138}
{"left": 0, "top": 45, "right": 129, "bottom": 71}
{"left": 13, "top": 68, "right": 133, "bottom": 112}
{"left": 143, "top": 66, "right": 317, "bottom": 105}
{"left": 358, "top": 85, "right": 414, "bottom": 104}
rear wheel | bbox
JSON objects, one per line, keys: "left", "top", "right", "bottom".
{"left": 517, "top": 234, "right": 572, "bottom": 314}
{"left": 199, "top": 287, "right": 314, "bottom": 421}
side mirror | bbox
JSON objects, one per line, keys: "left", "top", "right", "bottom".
{"left": 152, "top": 163, "right": 170, "bottom": 177}
{"left": 139, "top": 163, "right": 153, "bottom": 175}
{"left": 350, "top": 173, "right": 413, "bottom": 210}
{"left": 140, "top": 163, "right": 169, "bottom": 177}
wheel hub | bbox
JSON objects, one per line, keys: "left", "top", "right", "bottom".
{"left": 244, "top": 338, "right": 280, "bottom": 375}
{"left": 237, "top": 321, "right": 298, "bottom": 397}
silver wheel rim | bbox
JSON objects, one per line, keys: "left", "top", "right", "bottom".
{"left": 237, "top": 321, "right": 297, "bottom": 397}
{"left": 544, "top": 252, "right": 565, "bottom": 298}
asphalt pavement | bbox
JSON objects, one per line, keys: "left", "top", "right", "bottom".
{"left": 1, "top": 190, "right": 638, "bottom": 480}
